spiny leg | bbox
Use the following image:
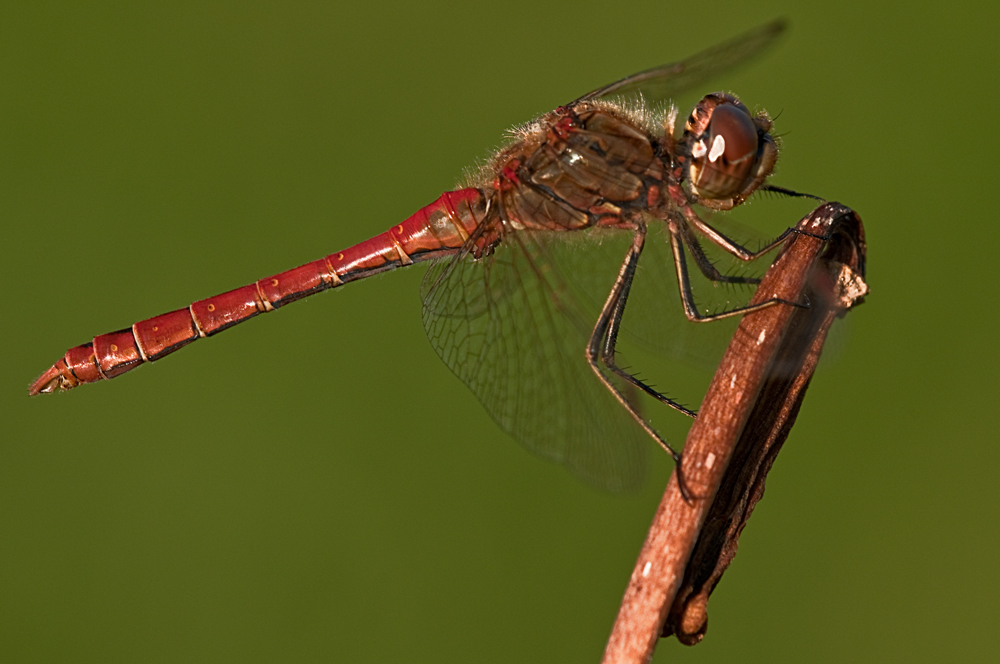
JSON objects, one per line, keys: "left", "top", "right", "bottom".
{"left": 584, "top": 224, "right": 686, "bottom": 468}
{"left": 597, "top": 235, "right": 697, "bottom": 419}
{"left": 679, "top": 204, "right": 833, "bottom": 278}
{"left": 675, "top": 207, "right": 829, "bottom": 302}
{"left": 681, "top": 204, "right": 795, "bottom": 263}
{"left": 675, "top": 216, "right": 765, "bottom": 286}
{"left": 666, "top": 219, "right": 805, "bottom": 323}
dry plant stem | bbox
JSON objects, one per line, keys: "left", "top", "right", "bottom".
{"left": 601, "top": 203, "right": 867, "bottom": 664}
{"left": 663, "top": 217, "right": 866, "bottom": 644}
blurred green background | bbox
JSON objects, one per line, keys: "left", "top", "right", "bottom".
{"left": 3, "top": 1, "right": 998, "bottom": 662}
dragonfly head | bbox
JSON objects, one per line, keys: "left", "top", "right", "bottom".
{"left": 680, "top": 93, "right": 777, "bottom": 211}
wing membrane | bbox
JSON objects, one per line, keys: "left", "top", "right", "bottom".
{"left": 575, "top": 19, "right": 786, "bottom": 106}
{"left": 421, "top": 228, "right": 651, "bottom": 491}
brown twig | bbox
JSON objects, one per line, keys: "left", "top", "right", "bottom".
{"left": 601, "top": 203, "right": 867, "bottom": 663}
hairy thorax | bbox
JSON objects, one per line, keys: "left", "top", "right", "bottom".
{"left": 468, "top": 102, "right": 672, "bottom": 252}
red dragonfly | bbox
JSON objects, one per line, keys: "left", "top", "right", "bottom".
{"left": 30, "top": 20, "right": 815, "bottom": 490}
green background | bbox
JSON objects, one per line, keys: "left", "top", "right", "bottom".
{"left": 3, "top": 1, "right": 997, "bottom": 662}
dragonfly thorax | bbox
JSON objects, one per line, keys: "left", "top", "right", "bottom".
{"left": 490, "top": 105, "right": 668, "bottom": 233}
{"left": 681, "top": 93, "right": 777, "bottom": 211}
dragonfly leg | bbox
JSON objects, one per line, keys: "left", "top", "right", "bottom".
{"left": 675, "top": 217, "right": 764, "bottom": 286}
{"left": 668, "top": 219, "right": 805, "bottom": 323}
{"left": 596, "top": 243, "right": 697, "bottom": 419}
{"left": 681, "top": 204, "right": 794, "bottom": 262}
{"left": 688, "top": 192, "right": 834, "bottom": 257}
{"left": 585, "top": 223, "right": 687, "bottom": 470}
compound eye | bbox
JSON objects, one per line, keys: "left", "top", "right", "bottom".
{"left": 690, "top": 102, "right": 760, "bottom": 200}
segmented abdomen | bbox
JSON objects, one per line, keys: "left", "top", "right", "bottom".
{"left": 29, "top": 188, "right": 488, "bottom": 394}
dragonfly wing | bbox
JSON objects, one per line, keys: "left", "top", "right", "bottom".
{"left": 575, "top": 19, "right": 786, "bottom": 106}
{"left": 420, "top": 227, "right": 651, "bottom": 491}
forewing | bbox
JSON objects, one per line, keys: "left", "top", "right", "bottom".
{"left": 420, "top": 227, "right": 650, "bottom": 492}
{"left": 575, "top": 19, "right": 786, "bottom": 106}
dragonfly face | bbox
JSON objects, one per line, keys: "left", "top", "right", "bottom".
{"left": 680, "top": 93, "right": 778, "bottom": 210}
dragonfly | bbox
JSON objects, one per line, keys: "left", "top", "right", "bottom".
{"left": 29, "top": 20, "right": 817, "bottom": 491}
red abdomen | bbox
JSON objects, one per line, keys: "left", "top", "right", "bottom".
{"left": 29, "top": 189, "right": 488, "bottom": 394}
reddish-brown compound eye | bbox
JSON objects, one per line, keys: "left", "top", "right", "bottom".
{"left": 688, "top": 102, "right": 759, "bottom": 200}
